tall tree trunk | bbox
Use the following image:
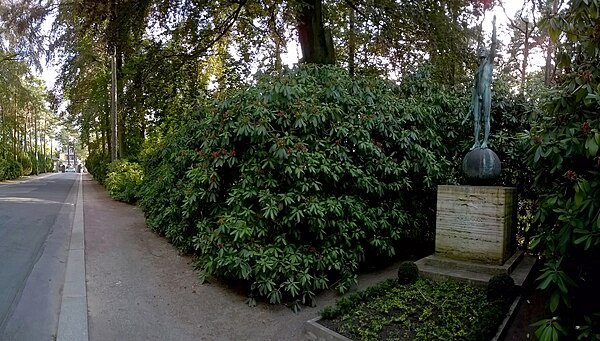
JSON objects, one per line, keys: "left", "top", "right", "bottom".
{"left": 42, "top": 116, "right": 46, "bottom": 173}
{"left": 1, "top": 103, "right": 4, "bottom": 158}
{"left": 117, "top": 49, "right": 126, "bottom": 159}
{"left": 274, "top": 39, "right": 282, "bottom": 74}
{"left": 12, "top": 96, "right": 16, "bottom": 157}
{"left": 23, "top": 108, "right": 28, "bottom": 153}
{"left": 109, "top": 0, "right": 119, "bottom": 161}
{"left": 34, "top": 112, "right": 38, "bottom": 175}
{"left": 544, "top": 0, "right": 558, "bottom": 86}
{"left": 521, "top": 20, "right": 530, "bottom": 94}
{"left": 348, "top": 7, "right": 355, "bottom": 76}
{"left": 105, "top": 97, "right": 111, "bottom": 157}
{"left": 136, "top": 80, "right": 145, "bottom": 154}
{"left": 297, "top": 0, "right": 334, "bottom": 64}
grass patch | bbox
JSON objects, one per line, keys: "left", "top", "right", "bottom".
{"left": 320, "top": 278, "right": 509, "bottom": 341}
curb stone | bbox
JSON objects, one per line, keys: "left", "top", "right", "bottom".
{"left": 56, "top": 173, "right": 89, "bottom": 341}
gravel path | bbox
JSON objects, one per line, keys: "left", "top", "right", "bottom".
{"left": 83, "top": 174, "right": 399, "bottom": 341}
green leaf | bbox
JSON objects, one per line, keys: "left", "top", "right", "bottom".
{"left": 574, "top": 191, "right": 584, "bottom": 207}
{"left": 585, "top": 138, "right": 598, "bottom": 156}
{"left": 535, "top": 146, "right": 543, "bottom": 162}
{"left": 574, "top": 234, "right": 589, "bottom": 245}
{"left": 550, "top": 290, "right": 560, "bottom": 312}
{"left": 537, "top": 272, "right": 554, "bottom": 290}
{"left": 549, "top": 25, "right": 561, "bottom": 43}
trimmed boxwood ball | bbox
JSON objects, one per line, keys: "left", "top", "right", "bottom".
{"left": 397, "top": 261, "right": 419, "bottom": 284}
{"left": 487, "top": 273, "right": 515, "bottom": 302}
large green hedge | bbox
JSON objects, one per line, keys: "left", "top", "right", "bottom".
{"left": 86, "top": 150, "right": 110, "bottom": 184}
{"left": 139, "top": 65, "right": 458, "bottom": 304}
{"left": 0, "top": 157, "right": 23, "bottom": 181}
{"left": 138, "top": 64, "right": 535, "bottom": 307}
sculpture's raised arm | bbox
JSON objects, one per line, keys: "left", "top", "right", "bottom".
{"left": 489, "top": 16, "right": 497, "bottom": 65}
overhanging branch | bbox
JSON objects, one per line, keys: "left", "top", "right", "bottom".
{"left": 141, "top": 0, "right": 248, "bottom": 82}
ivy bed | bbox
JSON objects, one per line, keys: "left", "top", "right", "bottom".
{"left": 312, "top": 275, "right": 515, "bottom": 341}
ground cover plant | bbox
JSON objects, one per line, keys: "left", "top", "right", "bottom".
{"left": 319, "top": 278, "right": 510, "bottom": 341}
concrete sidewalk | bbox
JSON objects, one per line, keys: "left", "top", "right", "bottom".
{"left": 81, "top": 173, "right": 403, "bottom": 341}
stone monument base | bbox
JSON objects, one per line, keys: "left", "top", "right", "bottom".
{"left": 415, "top": 250, "right": 537, "bottom": 287}
{"left": 415, "top": 184, "right": 536, "bottom": 287}
{"left": 435, "top": 185, "right": 516, "bottom": 265}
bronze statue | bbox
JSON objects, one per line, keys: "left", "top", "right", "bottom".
{"left": 470, "top": 16, "right": 497, "bottom": 150}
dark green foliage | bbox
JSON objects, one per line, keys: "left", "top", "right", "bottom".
{"left": 0, "top": 157, "right": 23, "bottom": 180}
{"left": 139, "top": 65, "right": 455, "bottom": 303}
{"left": 525, "top": 2, "right": 600, "bottom": 340}
{"left": 37, "top": 155, "right": 53, "bottom": 173}
{"left": 138, "top": 130, "right": 199, "bottom": 251}
{"left": 86, "top": 150, "right": 110, "bottom": 184}
{"left": 321, "top": 278, "right": 397, "bottom": 319}
{"left": 105, "top": 160, "right": 143, "bottom": 203}
{"left": 26, "top": 151, "right": 52, "bottom": 174}
{"left": 397, "top": 261, "right": 419, "bottom": 285}
{"left": 321, "top": 278, "right": 506, "bottom": 341}
{"left": 16, "top": 152, "right": 31, "bottom": 175}
{"left": 486, "top": 273, "right": 515, "bottom": 303}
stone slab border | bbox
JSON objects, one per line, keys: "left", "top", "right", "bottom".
{"left": 56, "top": 173, "right": 89, "bottom": 341}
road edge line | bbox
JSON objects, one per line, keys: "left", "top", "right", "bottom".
{"left": 56, "top": 173, "right": 89, "bottom": 341}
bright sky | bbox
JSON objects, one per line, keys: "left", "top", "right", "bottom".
{"left": 39, "top": 11, "right": 58, "bottom": 90}
{"left": 39, "top": 2, "right": 533, "bottom": 89}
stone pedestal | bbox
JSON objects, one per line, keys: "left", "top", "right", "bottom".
{"left": 435, "top": 185, "right": 516, "bottom": 265}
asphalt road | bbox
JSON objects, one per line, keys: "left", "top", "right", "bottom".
{"left": 0, "top": 173, "right": 78, "bottom": 341}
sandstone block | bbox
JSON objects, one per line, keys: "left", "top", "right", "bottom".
{"left": 435, "top": 185, "right": 516, "bottom": 265}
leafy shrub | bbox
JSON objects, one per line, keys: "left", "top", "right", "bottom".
{"left": 25, "top": 151, "right": 53, "bottom": 174}
{"left": 525, "top": 2, "right": 600, "bottom": 339}
{"left": 486, "top": 273, "right": 515, "bottom": 303}
{"left": 39, "top": 155, "right": 52, "bottom": 173}
{"left": 86, "top": 150, "right": 110, "bottom": 183}
{"left": 8, "top": 158, "right": 23, "bottom": 178}
{"left": 397, "top": 261, "right": 419, "bottom": 284}
{"left": 138, "top": 130, "right": 197, "bottom": 250}
{"left": 0, "top": 157, "right": 23, "bottom": 181}
{"left": 0, "top": 159, "right": 7, "bottom": 181}
{"left": 105, "top": 160, "right": 143, "bottom": 203}
{"left": 140, "top": 65, "right": 456, "bottom": 304}
{"left": 17, "top": 152, "right": 32, "bottom": 175}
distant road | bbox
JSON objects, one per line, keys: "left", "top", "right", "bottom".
{"left": 0, "top": 173, "right": 77, "bottom": 340}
